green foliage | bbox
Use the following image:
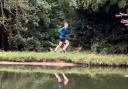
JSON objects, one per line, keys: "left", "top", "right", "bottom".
{"left": 77, "top": 0, "right": 127, "bottom": 11}
{"left": 25, "top": 37, "right": 41, "bottom": 51}
{"left": 0, "top": 0, "right": 128, "bottom": 54}
{"left": 91, "top": 41, "right": 128, "bottom": 54}
{"left": 0, "top": 17, "right": 5, "bottom": 24}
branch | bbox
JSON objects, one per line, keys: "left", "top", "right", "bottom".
{"left": 121, "top": 19, "right": 128, "bottom": 24}
{"left": 0, "top": 0, "right": 5, "bottom": 25}
{"left": 116, "top": 12, "right": 128, "bottom": 17}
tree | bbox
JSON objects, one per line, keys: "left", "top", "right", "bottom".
{"left": 0, "top": 0, "right": 128, "bottom": 54}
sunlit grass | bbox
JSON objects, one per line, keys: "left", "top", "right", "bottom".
{"left": 0, "top": 51, "right": 128, "bottom": 64}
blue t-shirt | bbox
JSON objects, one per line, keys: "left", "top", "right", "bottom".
{"left": 59, "top": 27, "right": 68, "bottom": 39}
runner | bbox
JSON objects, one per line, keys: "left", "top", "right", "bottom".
{"left": 54, "top": 22, "right": 70, "bottom": 52}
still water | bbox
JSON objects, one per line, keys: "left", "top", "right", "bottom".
{"left": 0, "top": 66, "right": 128, "bottom": 89}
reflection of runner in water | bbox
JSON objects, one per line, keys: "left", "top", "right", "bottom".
{"left": 55, "top": 73, "right": 69, "bottom": 89}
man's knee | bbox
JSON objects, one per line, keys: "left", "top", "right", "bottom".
{"left": 58, "top": 42, "right": 63, "bottom": 46}
{"left": 65, "top": 40, "right": 69, "bottom": 46}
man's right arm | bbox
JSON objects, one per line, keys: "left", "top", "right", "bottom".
{"left": 58, "top": 28, "right": 63, "bottom": 34}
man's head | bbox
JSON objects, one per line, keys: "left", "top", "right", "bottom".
{"left": 64, "top": 22, "right": 69, "bottom": 29}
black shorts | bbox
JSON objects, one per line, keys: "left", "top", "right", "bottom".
{"left": 59, "top": 38, "right": 66, "bottom": 42}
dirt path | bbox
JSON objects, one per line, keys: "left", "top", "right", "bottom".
{"left": 0, "top": 61, "right": 128, "bottom": 67}
{"left": 0, "top": 61, "right": 76, "bottom": 67}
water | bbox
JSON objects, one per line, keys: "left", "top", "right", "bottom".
{"left": 0, "top": 65, "right": 128, "bottom": 89}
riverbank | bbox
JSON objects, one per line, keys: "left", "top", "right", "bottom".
{"left": 0, "top": 51, "right": 128, "bottom": 67}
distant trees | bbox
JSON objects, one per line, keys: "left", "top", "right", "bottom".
{"left": 0, "top": 0, "right": 128, "bottom": 54}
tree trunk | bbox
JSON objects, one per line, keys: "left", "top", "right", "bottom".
{"left": 0, "top": 0, "right": 9, "bottom": 51}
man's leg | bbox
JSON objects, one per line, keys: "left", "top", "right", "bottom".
{"left": 55, "top": 73, "right": 62, "bottom": 82}
{"left": 62, "top": 73, "right": 69, "bottom": 85}
{"left": 63, "top": 40, "right": 69, "bottom": 52}
{"left": 55, "top": 41, "right": 63, "bottom": 52}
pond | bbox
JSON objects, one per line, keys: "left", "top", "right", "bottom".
{"left": 0, "top": 65, "right": 128, "bottom": 89}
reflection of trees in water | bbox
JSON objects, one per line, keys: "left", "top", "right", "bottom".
{"left": 0, "top": 72, "right": 4, "bottom": 89}
{"left": 0, "top": 72, "right": 128, "bottom": 89}
{"left": 0, "top": 72, "right": 57, "bottom": 89}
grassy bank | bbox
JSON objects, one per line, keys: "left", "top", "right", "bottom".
{"left": 0, "top": 51, "right": 128, "bottom": 65}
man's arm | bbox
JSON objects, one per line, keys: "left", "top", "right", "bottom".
{"left": 59, "top": 28, "right": 63, "bottom": 34}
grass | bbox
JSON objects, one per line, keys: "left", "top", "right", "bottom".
{"left": 0, "top": 51, "right": 128, "bottom": 65}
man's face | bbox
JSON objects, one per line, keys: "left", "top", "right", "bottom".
{"left": 64, "top": 23, "right": 68, "bottom": 29}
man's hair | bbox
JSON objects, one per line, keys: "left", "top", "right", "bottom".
{"left": 64, "top": 22, "right": 68, "bottom": 25}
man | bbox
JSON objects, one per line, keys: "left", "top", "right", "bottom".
{"left": 54, "top": 22, "right": 70, "bottom": 52}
